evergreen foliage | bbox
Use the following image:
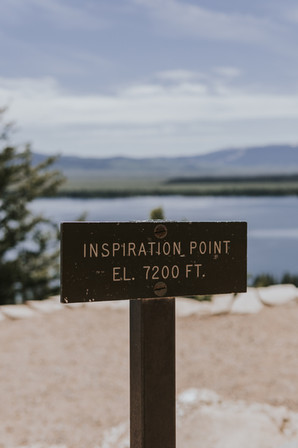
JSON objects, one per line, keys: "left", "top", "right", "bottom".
{"left": 252, "top": 272, "right": 298, "bottom": 287}
{"left": 252, "top": 273, "right": 276, "bottom": 287}
{"left": 281, "top": 273, "right": 298, "bottom": 286}
{"left": 0, "top": 109, "right": 65, "bottom": 304}
{"left": 150, "top": 206, "right": 165, "bottom": 220}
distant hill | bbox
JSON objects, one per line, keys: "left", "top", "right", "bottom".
{"left": 33, "top": 144, "right": 298, "bottom": 179}
{"left": 194, "top": 146, "right": 298, "bottom": 172}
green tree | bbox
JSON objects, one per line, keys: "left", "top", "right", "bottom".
{"left": 150, "top": 206, "right": 165, "bottom": 220}
{"left": 0, "top": 109, "right": 65, "bottom": 304}
{"left": 252, "top": 273, "right": 276, "bottom": 287}
{"left": 281, "top": 273, "right": 298, "bottom": 287}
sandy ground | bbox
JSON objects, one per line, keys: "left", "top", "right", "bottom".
{"left": 0, "top": 301, "right": 298, "bottom": 447}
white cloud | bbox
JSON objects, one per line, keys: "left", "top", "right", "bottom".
{"left": 132, "top": 0, "right": 280, "bottom": 44}
{"left": 0, "top": 0, "right": 109, "bottom": 30}
{"left": 156, "top": 70, "right": 201, "bottom": 83}
{"left": 1, "top": 75, "right": 298, "bottom": 156}
{"left": 2, "top": 76, "right": 298, "bottom": 125}
{"left": 31, "top": 0, "right": 108, "bottom": 30}
{"left": 214, "top": 67, "right": 242, "bottom": 79}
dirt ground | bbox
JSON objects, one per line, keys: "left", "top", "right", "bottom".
{"left": 0, "top": 301, "right": 298, "bottom": 447}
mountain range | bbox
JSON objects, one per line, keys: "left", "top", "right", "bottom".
{"left": 33, "top": 144, "right": 298, "bottom": 179}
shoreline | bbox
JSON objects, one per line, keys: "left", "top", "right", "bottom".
{"left": 53, "top": 188, "right": 298, "bottom": 198}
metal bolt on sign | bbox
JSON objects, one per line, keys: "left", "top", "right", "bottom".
{"left": 154, "top": 223, "right": 168, "bottom": 239}
{"left": 153, "top": 281, "right": 168, "bottom": 297}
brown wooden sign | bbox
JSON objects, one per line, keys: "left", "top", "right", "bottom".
{"left": 60, "top": 221, "right": 247, "bottom": 303}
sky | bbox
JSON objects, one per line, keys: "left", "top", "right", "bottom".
{"left": 1, "top": 0, "right": 298, "bottom": 158}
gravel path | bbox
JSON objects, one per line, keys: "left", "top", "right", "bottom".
{"left": 0, "top": 301, "right": 297, "bottom": 447}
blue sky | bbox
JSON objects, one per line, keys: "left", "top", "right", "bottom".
{"left": 1, "top": 0, "right": 298, "bottom": 158}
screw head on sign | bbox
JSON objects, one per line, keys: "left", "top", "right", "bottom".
{"left": 153, "top": 282, "right": 168, "bottom": 297}
{"left": 154, "top": 224, "right": 167, "bottom": 239}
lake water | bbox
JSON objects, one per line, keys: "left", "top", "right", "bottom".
{"left": 31, "top": 196, "right": 298, "bottom": 280}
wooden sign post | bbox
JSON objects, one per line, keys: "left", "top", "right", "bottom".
{"left": 61, "top": 221, "right": 247, "bottom": 447}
